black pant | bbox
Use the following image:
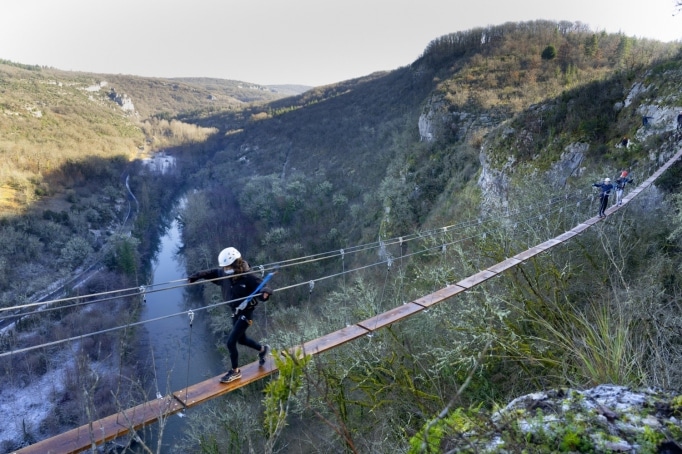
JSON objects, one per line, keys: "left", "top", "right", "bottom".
{"left": 598, "top": 195, "right": 609, "bottom": 216}
{"left": 227, "top": 314, "right": 261, "bottom": 369}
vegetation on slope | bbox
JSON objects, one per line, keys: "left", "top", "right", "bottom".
{"left": 174, "top": 21, "right": 682, "bottom": 452}
{"left": 0, "top": 60, "right": 291, "bottom": 450}
{"left": 2, "top": 18, "right": 682, "bottom": 453}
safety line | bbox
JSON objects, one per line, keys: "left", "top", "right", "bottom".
{"left": 0, "top": 191, "right": 597, "bottom": 354}
{"left": 0, "top": 187, "right": 585, "bottom": 315}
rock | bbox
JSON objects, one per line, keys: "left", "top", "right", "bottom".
{"left": 429, "top": 385, "right": 682, "bottom": 453}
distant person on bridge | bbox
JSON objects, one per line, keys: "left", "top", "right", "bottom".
{"left": 677, "top": 111, "right": 682, "bottom": 131}
{"left": 188, "top": 247, "right": 273, "bottom": 383}
{"left": 614, "top": 170, "right": 633, "bottom": 206}
{"left": 593, "top": 177, "right": 614, "bottom": 218}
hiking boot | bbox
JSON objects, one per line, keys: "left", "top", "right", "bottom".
{"left": 220, "top": 369, "right": 241, "bottom": 383}
{"left": 258, "top": 345, "right": 271, "bottom": 366}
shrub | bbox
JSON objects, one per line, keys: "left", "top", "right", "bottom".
{"left": 541, "top": 46, "right": 557, "bottom": 60}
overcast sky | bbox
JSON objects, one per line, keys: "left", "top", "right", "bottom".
{"left": 1, "top": 0, "right": 680, "bottom": 87}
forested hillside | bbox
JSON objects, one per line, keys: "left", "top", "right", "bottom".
{"left": 174, "top": 20, "right": 682, "bottom": 452}
{"left": 3, "top": 19, "right": 682, "bottom": 453}
{"left": 177, "top": 20, "right": 680, "bottom": 266}
{"left": 0, "top": 61, "right": 296, "bottom": 452}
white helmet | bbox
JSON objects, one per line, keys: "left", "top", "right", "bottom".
{"left": 604, "top": 178, "right": 611, "bottom": 183}
{"left": 218, "top": 247, "right": 241, "bottom": 267}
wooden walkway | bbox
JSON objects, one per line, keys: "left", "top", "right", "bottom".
{"left": 15, "top": 148, "right": 682, "bottom": 454}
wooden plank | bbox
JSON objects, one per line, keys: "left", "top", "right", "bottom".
{"left": 554, "top": 230, "right": 578, "bottom": 242}
{"left": 357, "top": 303, "right": 425, "bottom": 331}
{"left": 486, "top": 257, "right": 522, "bottom": 274}
{"left": 19, "top": 358, "right": 283, "bottom": 454}
{"left": 512, "top": 247, "right": 544, "bottom": 262}
{"left": 456, "top": 269, "right": 497, "bottom": 289}
{"left": 583, "top": 216, "right": 600, "bottom": 225}
{"left": 535, "top": 239, "right": 561, "bottom": 250}
{"left": 16, "top": 397, "right": 175, "bottom": 454}
{"left": 295, "top": 324, "right": 370, "bottom": 356}
{"left": 174, "top": 360, "right": 278, "bottom": 407}
{"left": 18, "top": 326, "right": 369, "bottom": 454}
{"left": 571, "top": 223, "right": 590, "bottom": 234}
{"left": 413, "top": 284, "right": 467, "bottom": 308}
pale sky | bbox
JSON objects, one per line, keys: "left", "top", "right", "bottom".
{"left": 1, "top": 0, "right": 680, "bottom": 87}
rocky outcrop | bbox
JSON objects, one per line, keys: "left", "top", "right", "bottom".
{"left": 547, "top": 142, "right": 587, "bottom": 188}
{"left": 487, "top": 385, "right": 682, "bottom": 453}
{"left": 477, "top": 140, "right": 588, "bottom": 210}
{"left": 108, "top": 88, "right": 135, "bottom": 113}
{"left": 421, "top": 385, "right": 682, "bottom": 453}
{"left": 475, "top": 75, "right": 682, "bottom": 211}
{"left": 418, "top": 111, "right": 437, "bottom": 142}
{"left": 418, "top": 95, "right": 503, "bottom": 143}
{"left": 477, "top": 149, "right": 511, "bottom": 211}
{"left": 418, "top": 96, "right": 446, "bottom": 142}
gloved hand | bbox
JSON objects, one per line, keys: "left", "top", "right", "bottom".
{"left": 235, "top": 300, "right": 248, "bottom": 313}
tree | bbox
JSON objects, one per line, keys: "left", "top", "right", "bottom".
{"left": 541, "top": 45, "right": 557, "bottom": 60}
{"left": 584, "top": 34, "right": 599, "bottom": 58}
{"left": 105, "top": 234, "right": 140, "bottom": 278}
{"left": 262, "top": 350, "right": 311, "bottom": 453}
{"left": 59, "top": 236, "right": 93, "bottom": 269}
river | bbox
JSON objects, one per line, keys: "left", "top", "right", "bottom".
{"left": 139, "top": 206, "right": 223, "bottom": 452}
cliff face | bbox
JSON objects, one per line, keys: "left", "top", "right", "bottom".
{"left": 472, "top": 68, "right": 682, "bottom": 212}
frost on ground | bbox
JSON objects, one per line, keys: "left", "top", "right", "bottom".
{"left": 0, "top": 362, "right": 68, "bottom": 446}
{"left": 0, "top": 342, "right": 123, "bottom": 449}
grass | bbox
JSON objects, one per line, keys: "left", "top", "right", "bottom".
{"left": 524, "top": 299, "right": 645, "bottom": 387}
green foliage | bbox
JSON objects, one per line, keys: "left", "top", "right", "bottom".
{"left": 672, "top": 395, "right": 682, "bottom": 411}
{"left": 409, "top": 407, "right": 478, "bottom": 453}
{"left": 637, "top": 426, "right": 665, "bottom": 452}
{"left": 262, "top": 349, "right": 311, "bottom": 441}
{"left": 105, "top": 234, "right": 140, "bottom": 277}
{"left": 584, "top": 34, "right": 599, "bottom": 58}
{"left": 541, "top": 45, "right": 557, "bottom": 60}
{"left": 0, "top": 59, "right": 41, "bottom": 71}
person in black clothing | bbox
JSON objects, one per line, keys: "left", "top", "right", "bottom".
{"left": 188, "top": 247, "right": 273, "bottom": 383}
{"left": 593, "top": 177, "right": 614, "bottom": 218}
{"left": 677, "top": 112, "right": 682, "bottom": 131}
{"left": 614, "top": 170, "right": 634, "bottom": 206}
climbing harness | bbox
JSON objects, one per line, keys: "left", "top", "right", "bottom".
{"left": 235, "top": 272, "right": 276, "bottom": 314}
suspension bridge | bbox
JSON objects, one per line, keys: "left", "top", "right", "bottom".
{"left": 9, "top": 146, "right": 682, "bottom": 454}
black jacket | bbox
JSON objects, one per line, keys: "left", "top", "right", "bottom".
{"left": 615, "top": 176, "right": 633, "bottom": 190}
{"left": 189, "top": 268, "right": 273, "bottom": 312}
